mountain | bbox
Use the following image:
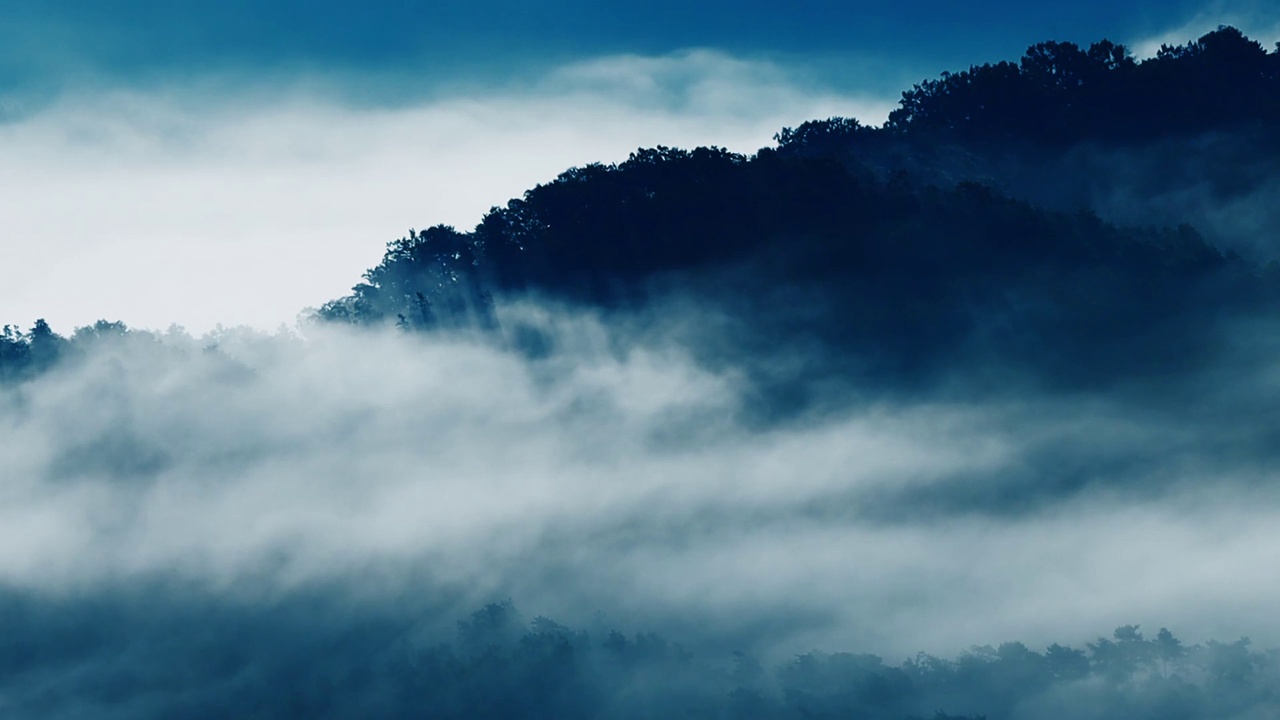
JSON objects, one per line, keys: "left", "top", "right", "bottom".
{"left": 314, "top": 28, "right": 1280, "bottom": 399}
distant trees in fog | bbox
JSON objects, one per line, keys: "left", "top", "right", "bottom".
{"left": 366, "top": 606, "right": 1280, "bottom": 720}
{"left": 5, "top": 593, "right": 1272, "bottom": 718}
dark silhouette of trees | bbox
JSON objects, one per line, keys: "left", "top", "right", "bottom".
{"left": 316, "top": 122, "right": 1276, "bottom": 398}
{"left": 0, "top": 325, "right": 31, "bottom": 381}
{"left": 870, "top": 26, "right": 1278, "bottom": 146}
{"left": 770, "top": 27, "right": 1280, "bottom": 251}
{"left": 3, "top": 588, "right": 1268, "bottom": 719}
{"left": 0, "top": 318, "right": 68, "bottom": 382}
{"left": 307, "top": 27, "right": 1280, "bottom": 402}
{"left": 318, "top": 225, "right": 496, "bottom": 331}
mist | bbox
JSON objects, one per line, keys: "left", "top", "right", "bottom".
{"left": 2, "top": 300, "right": 1279, "bottom": 717}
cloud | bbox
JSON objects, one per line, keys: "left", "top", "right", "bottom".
{"left": 0, "top": 52, "right": 890, "bottom": 335}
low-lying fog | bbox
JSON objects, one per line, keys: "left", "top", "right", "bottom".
{"left": 4, "top": 305, "right": 1277, "bottom": 666}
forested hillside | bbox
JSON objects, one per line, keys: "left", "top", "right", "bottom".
{"left": 774, "top": 26, "right": 1280, "bottom": 258}
{"left": 302, "top": 27, "right": 1280, "bottom": 397}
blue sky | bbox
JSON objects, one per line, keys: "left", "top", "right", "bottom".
{"left": 1, "top": 0, "right": 1250, "bottom": 105}
{"left": 0, "top": 1, "right": 1225, "bottom": 82}
{"left": 2, "top": 0, "right": 1277, "bottom": 332}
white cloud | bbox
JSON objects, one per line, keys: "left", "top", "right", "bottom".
{"left": 0, "top": 52, "right": 892, "bottom": 335}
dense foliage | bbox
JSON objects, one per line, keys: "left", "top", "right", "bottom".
{"left": 0, "top": 320, "right": 120, "bottom": 383}
{"left": 2, "top": 594, "right": 1275, "bottom": 719}
{"left": 360, "top": 607, "right": 1280, "bottom": 720}
{"left": 772, "top": 28, "right": 1280, "bottom": 259}
{"left": 777, "top": 26, "right": 1280, "bottom": 151}
{"left": 316, "top": 147, "right": 1276, "bottom": 392}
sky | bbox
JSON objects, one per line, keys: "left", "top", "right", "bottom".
{"left": 3, "top": 0, "right": 1279, "bottom": 334}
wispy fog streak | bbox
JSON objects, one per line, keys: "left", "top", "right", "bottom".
{"left": 2, "top": 310, "right": 1278, "bottom": 660}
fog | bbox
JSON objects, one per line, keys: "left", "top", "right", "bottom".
{"left": 985, "top": 130, "right": 1280, "bottom": 264}
{"left": 4, "top": 306, "right": 1279, "bottom": 666}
